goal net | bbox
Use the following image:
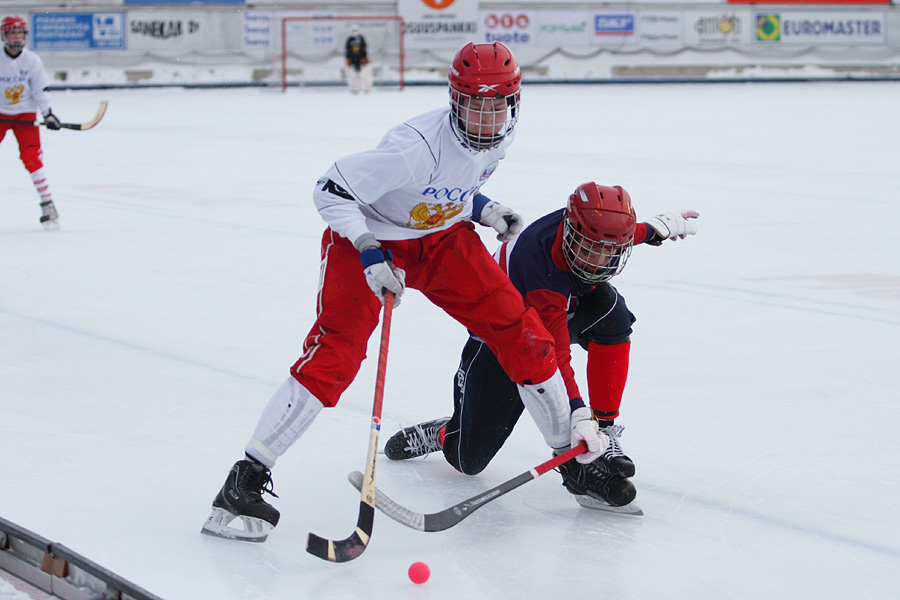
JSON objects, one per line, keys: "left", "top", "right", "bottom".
{"left": 280, "top": 16, "right": 405, "bottom": 92}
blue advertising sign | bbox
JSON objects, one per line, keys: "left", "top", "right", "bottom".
{"left": 124, "top": 0, "right": 244, "bottom": 4}
{"left": 32, "top": 13, "right": 126, "bottom": 50}
{"left": 594, "top": 14, "right": 635, "bottom": 36}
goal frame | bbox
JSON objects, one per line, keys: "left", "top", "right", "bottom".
{"left": 280, "top": 15, "right": 405, "bottom": 92}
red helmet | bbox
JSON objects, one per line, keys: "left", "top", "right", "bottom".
{"left": 562, "top": 183, "right": 636, "bottom": 284}
{"left": 448, "top": 42, "right": 521, "bottom": 151}
{"left": 1, "top": 16, "right": 27, "bottom": 53}
{"left": 449, "top": 42, "right": 521, "bottom": 98}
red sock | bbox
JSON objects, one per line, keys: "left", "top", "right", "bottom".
{"left": 586, "top": 341, "right": 630, "bottom": 420}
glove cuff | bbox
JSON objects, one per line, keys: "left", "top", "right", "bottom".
{"left": 360, "top": 247, "right": 390, "bottom": 268}
{"left": 353, "top": 232, "right": 380, "bottom": 252}
{"left": 471, "top": 193, "right": 490, "bottom": 223}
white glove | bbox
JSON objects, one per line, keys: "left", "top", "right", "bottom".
{"left": 570, "top": 406, "right": 608, "bottom": 465}
{"left": 477, "top": 200, "right": 524, "bottom": 242}
{"left": 359, "top": 246, "right": 406, "bottom": 307}
{"left": 645, "top": 210, "right": 700, "bottom": 242}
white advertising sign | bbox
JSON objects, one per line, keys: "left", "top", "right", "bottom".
{"left": 535, "top": 10, "right": 591, "bottom": 48}
{"left": 398, "top": 0, "right": 478, "bottom": 50}
{"left": 126, "top": 10, "right": 225, "bottom": 52}
{"left": 479, "top": 10, "right": 537, "bottom": 46}
{"left": 684, "top": 10, "right": 752, "bottom": 46}
{"left": 639, "top": 11, "right": 682, "bottom": 47}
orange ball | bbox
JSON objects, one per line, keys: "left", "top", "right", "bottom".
{"left": 408, "top": 561, "right": 430, "bottom": 584}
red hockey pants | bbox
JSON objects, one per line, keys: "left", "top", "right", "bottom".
{"left": 291, "top": 222, "right": 558, "bottom": 407}
{"left": 0, "top": 113, "right": 44, "bottom": 172}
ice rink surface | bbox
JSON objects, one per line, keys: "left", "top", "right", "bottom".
{"left": 2, "top": 82, "right": 899, "bottom": 599}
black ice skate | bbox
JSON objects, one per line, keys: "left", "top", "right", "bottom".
{"left": 557, "top": 456, "right": 642, "bottom": 515}
{"left": 40, "top": 201, "right": 59, "bottom": 230}
{"left": 598, "top": 422, "right": 635, "bottom": 478}
{"left": 201, "top": 459, "right": 280, "bottom": 542}
{"left": 384, "top": 417, "right": 450, "bottom": 460}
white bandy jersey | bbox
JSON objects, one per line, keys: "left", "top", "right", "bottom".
{"left": 0, "top": 48, "right": 51, "bottom": 116}
{"left": 313, "top": 106, "right": 514, "bottom": 245}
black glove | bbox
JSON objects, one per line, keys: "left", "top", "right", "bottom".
{"left": 43, "top": 110, "right": 61, "bottom": 130}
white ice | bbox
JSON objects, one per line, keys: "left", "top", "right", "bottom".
{"left": 2, "top": 82, "right": 899, "bottom": 600}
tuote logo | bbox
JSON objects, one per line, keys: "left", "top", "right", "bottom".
{"left": 756, "top": 14, "right": 781, "bottom": 42}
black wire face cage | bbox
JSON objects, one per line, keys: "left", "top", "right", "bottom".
{"left": 1, "top": 25, "right": 27, "bottom": 53}
{"left": 562, "top": 218, "right": 633, "bottom": 284}
{"left": 450, "top": 89, "right": 520, "bottom": 151}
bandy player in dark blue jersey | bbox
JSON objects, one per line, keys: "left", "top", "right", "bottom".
{"left": 384, "top": 182, "right": 699, "bottom": 512}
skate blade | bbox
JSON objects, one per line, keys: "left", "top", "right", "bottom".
{"left": 200, "top": 507, "right": 273, "bottom": 542}
{"left": 41, "top": 219, "right": 60, "bottom": 231}
{"left": 576, "top": 494, "right": 643, "bottom": 516}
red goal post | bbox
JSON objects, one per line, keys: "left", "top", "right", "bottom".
{"left": 280, "top": 16, "right": 405, "bottom": 92}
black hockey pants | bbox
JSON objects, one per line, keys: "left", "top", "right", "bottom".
{"left": 442, "top": 282, "right": 635, "bottom": 475}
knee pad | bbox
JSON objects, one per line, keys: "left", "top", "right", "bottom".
{"left": 569, "top": 284, "right": 635, "bottom": 349}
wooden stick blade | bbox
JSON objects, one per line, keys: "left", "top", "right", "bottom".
{"left": 61, "top": 100, "right": 108, "bottom": 130}
{"left": 306, "top": 501, "right": 375, "bottom": 562}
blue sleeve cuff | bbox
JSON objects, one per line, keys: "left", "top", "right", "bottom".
{"left": 569, "top": 398, "right": 586, "bottom": 412}
{"left": 471, "top": 193, "right": 491, "bottom": 223}
{"left": 360, "top": 247, "right": 388, "bottom": 268}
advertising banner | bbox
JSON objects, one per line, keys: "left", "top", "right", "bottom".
{"left": 124, "top": 0, "right": 244, "bottom": 5}
{"left": 684, "top": 10, "right": 753, "bottom": 46}
{"left": 731, "top": 0, "right": 888, "bottom": 5}
{"left": 535, "top": 10, "right": 591, "bottom": 48}
{"left": 243, "top": 11, "right": 273, "bottom": 50}
{"left": 398, "top": 0, "right": 478, "bottom": 49}
{"left": 591, "top": 12, "right": 638, "bottom": 47}
{"left": 754, "top": 11, "right": 886, "bottom": 44}
{"left": 480, "top": 10, "right": 537, "bottom": 46}
{"left": 639, "top": 12, "right": 683, "bottom": 47}
{"left": 126, "top": 10, "right": 229, "bottom": 52}
{"left": 32, "top": 12, "right": 126, "bottom": 50}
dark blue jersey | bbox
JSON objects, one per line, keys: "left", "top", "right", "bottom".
{"left": 495, "top": 209, "right": 653, "bottom": 399}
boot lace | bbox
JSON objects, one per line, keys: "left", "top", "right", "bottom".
{"left": 402, "top": 422, "right": 444, "bottom": 457}
{"left": 600, "top": 424, "right": 626, "bottom": 460}
{"left": 240, "top": 464, "right": 279, "bottom": 500}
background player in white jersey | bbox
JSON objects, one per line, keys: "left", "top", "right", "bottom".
{"left": 383, "top": 183, "right": 699, "bottom": 512}
{"left": 1, "top": 16, "right": 62, "bottom": 229}
{"left": 202, "top": 41, "right": 607, "bottom": 542}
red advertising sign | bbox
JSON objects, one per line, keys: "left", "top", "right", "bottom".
{"left": 729, "top": 0, "right": 888, "bottom": 4}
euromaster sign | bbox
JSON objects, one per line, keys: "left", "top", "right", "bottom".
{"left": 755, "top": 11, "right": 885, "bottom": 44}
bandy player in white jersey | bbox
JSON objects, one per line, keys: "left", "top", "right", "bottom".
{"left": 202, "top": 41, "right": 609, "bottom": 543}
{"left": 1, "top": 16, "right": 62, "bottom": 229}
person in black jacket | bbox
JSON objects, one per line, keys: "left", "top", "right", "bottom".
{"left": 344, "top": 25, "right": 372, "bottom": 93}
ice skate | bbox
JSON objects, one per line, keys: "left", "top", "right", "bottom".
{"left": 201, "top": 459, "right": 280, "bottom": 542}
{"left": 384, "top": 417, "right": 449, "bottom": 460}
{"left": 597, "top": 422, "right": 635, "bottom": 478}
{"left": 557, "top": 455, "right": 641, "bottom": 515}
{"left": 39, "top": 200, "right": 59, "bottom": 230}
